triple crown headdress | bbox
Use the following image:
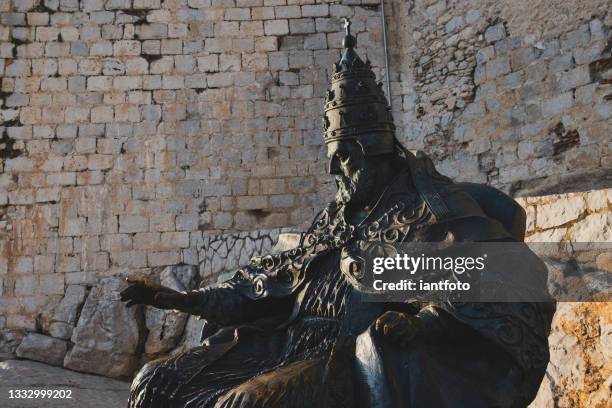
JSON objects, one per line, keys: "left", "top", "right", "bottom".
{"left": 322, "top": 18, "right": 396, "bottom": 155}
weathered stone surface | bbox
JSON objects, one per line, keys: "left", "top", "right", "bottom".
{"left": 568, "top": 212, "right": 612, "bottom": 242}
{"left": 529, "top": 303, "right": 612, "bottom": 408}
{"left": 144, "top": 265, "right": 197, "bottom": 355}
{"left": 0, "top": 359, "right": 129, "bottom": 408}
{"left": 541, "top": 256, "right": 601, "bottom": 302}
{"left": 15, "top": 333, "right": 67, "bottom": 367}
{"left": 144, "top": 308, "right": 188, "bottom": 356}
{"left": 536, "top": 196, "right": 585, "bottom": 230}
{"left": 523, "top": 189, "right": 611, "bottom": 407}
{"left": 595, "top": 252, "right": 612, "bottom": 273}
{"left": 46, "top": 285, "right": 88, "bottom": 340}
{"left": 585, "top": 190, "right": 611, "bottom": 211}
{"left": 485, "top": 23, "right": 507, "bottom": 43}
{"left": 0, "top": 330, "right": 25, "bottom": 360}
{"left": 528, "top": 228, "right": 568, "bottom": 243}
{"left": 173, "top": 316, "right": 206, "bottom": 354}
{"left": 63, "top": 278, "right": 143, "bottom": 378}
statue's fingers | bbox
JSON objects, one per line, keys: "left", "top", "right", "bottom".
{"left": 375, "top": 311, "right": 392, "bottom": 327}
{"left": 375, "top": 312, "right": 395, "bottom": 335}
{"left": 383, "top": 322, "right": 398, "bottom": 337}
{"left": 119, "top": 288, "right": 132, "bottom": 300}
{"left": 382, "top": 318, "right": 396, "bottom": 336}
{"left": 383, "top": 314, "right": 402, "bottom": 336}
{"left": 375, "top": 316, "right": 386, "bottom": 334}
{"left": 120, "top": 285, "right": 138, "bottom": 299}
{"left": 384, "top": 312, "right": 409, "bottom": 338}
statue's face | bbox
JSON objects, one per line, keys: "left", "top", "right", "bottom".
{"left": 327, "top": 140, "right": 378, "bottom": 208}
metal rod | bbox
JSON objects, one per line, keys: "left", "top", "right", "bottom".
{"left": 380, "top": 0, "right": 392, "bottom": 109}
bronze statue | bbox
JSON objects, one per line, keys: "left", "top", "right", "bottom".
{"left": 121, "top": 20, "right": 554, "bottom": 408}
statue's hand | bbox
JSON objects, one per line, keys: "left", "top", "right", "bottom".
{"left": 120, "top": 277, "right": 163, "bottom": 307}
{"left": 120, "top": 277, "right": 204, "bottom": 311}
{"left": 119, "top": 277, "right": 187, "bottom": 308}
{"left": 373, "top": 311, "right": 423, "bottom": 347}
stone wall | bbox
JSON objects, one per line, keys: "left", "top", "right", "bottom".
{"left": 517, "top": 189, "right": 611, "bottom": 408}
{"left": 198, "top": 226, "right": 290, "bottom": 283}
{"left": 0, "top": 0, "right": 388, "bottom": 333}
{"left": 2, "top": 227, "right": 285, "bottom": 377}
{"left": 389, "top": 0, "right": 610, "bottom": 194}
{"left": 0, "top": 0, "right": 610, "bottom": 406}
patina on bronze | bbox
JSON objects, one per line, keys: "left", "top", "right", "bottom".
{"left": 121, "top": 19, "right": 554, "bottom": 408}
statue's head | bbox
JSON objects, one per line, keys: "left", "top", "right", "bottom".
{"left": 326, "top": 139, "right": 379, "bottom": 207}
{"left": 323, "top": 19, "right": 398, "bottom": 208}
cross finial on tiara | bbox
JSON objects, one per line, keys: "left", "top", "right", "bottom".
{"left": 342, "top": 18, "right": 351, "bottom": 36}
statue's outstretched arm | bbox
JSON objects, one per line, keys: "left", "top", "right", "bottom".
{"left": 120, "top": 261, "right": 295, "bottom": 327}
{"left": 173, "top": 276, "right": 294, "bottom": 326}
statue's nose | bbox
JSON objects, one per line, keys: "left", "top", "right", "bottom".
{"left": 328, "top": 157, "right": 342, "bottom": 175}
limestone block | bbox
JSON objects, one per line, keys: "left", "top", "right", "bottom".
{"left": 90, "top": 41, "right": 113, "bottom": 56}
{"left": 225, "top": 7, "right": 250, "bottom": 21}
{"left": 136, "top": 23, "right": 167, "bottom": 40}
{"left": 0, "top": 330, "right": 25, "bottom": 360}
{"left": 275, "top": 5, "right": 301, "bottom": 19}
{"left": 197, "top": 55, "right": 219, "bottom": 72}
{"left": 174, "top": 316, "right": 206, "bottom": 352}
{"left": 161, "top": 231, "right": 190, "bottom": 248}
{"left": 143, "top": 309, "right": 187, "bottom": 356}
{"left": 64, "top": 278, "right": 143, "bottom": 378}
{"left": 264, "top": 19, "right": 289, "bottom": 36}
{"left": 143, "top": 265, "right": 196, "bottom": 355}
{"left": 536, "top": 195, "right": 585, "bottom": 229}
{"left": 530, "top": 303, "right": 612, "bottom": 408}
{"left": 486, "top": 56, "right": 510, "bottom": 79}
{"left": 595, "top": 252, "right": 612, "bottom": 273}
{"left": 527, "top": 228, "right": 567, "bottom": 243}
{"left": 13, "top": 257, "right": 34, "bottom": 274}
{"left": 484, "top": 23, "right": 506, "bottom": 43}
{"left": 148, "top": 251, "right": 181, "bottom": 267}
{"left": 39, "top": 274, "right": 65, "bottom": 295}
{"left": 162, "top": 38, "right": 183, "bottom": 54}
{"left": 568, "top": 212, "right": 611, "bottom": 242}
{"left": 290, "top": 18, "right": 315, "bottom": 34}
{"left": 46, "top": 285, "right": 87, "bottom": 339}
{"left": 114, "top": 40, "right": 140, "bottom": 56}
{"left": 302, "top": 5, "right": 328, "bottom": 18}
{"left": 16, "top": 333, "right": 67, "bottom": 366}
{"left": 252, "top": 6, "right": 274, "bottom": 20}
{"left": 557, "top": 65, "right": 591, "bottom": 92}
